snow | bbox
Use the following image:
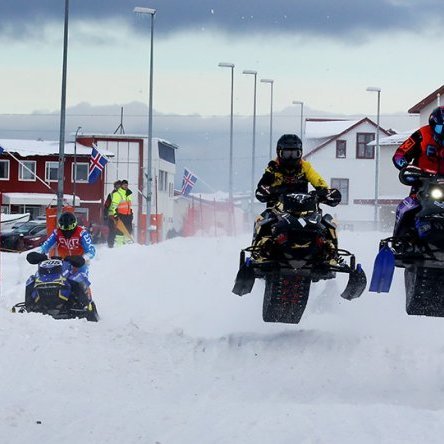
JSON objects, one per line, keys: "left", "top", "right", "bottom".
{"left": 2, "top": 231, "right": 444, "bottom": 443}
{"left": 0, "top": 139, "right": 114, "bottom": 157}
{"left": 305, "top": 120, "right": 360, "bottom": 139}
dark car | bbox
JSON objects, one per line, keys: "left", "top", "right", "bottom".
{"left": 23, "top": 226, "right": 48, "bottom": 250}
{"left": 0, "top": 222, "right": 47, "bottom": 252}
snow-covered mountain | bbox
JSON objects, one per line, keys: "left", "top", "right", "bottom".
{"left": 2, "top": 231, "right": 444, "bottom": 444}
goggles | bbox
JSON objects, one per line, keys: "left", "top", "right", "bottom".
{"left": 279, "top": 149, "right": 302, "bottom": 160}
{"left": 59, "top": 221, "right": 77, "bottom": 231}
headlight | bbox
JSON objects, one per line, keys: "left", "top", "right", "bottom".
{"left": 430, "top": 188, "right": 444, "bottom": 199}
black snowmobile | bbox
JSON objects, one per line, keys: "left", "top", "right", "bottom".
{"left": 232, "top": 190, "right": 367, "bottom": 324}
{"left": 370, "top": 169, "right": 444, "bottom": 317}
{"left": 12, "top": 252, "right": 99, "bottom": 322}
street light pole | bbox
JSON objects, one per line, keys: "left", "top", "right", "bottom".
{"left": 57, "top": 0, "right": 70, "bottom": 218}
{"left": 292, "top": 100, "right": 304, "bottom": 144}
{"left": 243, "top": 70, "right": 257, "bottom": 219}
{"left": 218, "top": 62, "right": 235, "bottom": 203}
{"left": 261, "top": 79, "right": 274, "bottom": 160}
{"left": 72, "top": 126, "right": 82, "bottom": 207}
{"left": 366, "top": 86, "right": 381, "bottom": 227}
{"left": 134, "top": 6, "right": 156, "bottom": 245}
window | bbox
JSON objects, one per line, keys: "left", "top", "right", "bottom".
{"left": 356, "top": 133, "right": 375, "bottom": 159}
{"left": 45, "top": 161, "right": 59, "bottom": 182}
{"left": 158, "top": 141, "right": 175, "bottom": 164}
{"left": 0, "top": 159, "right": 9, "bottom": 180}
{"left": 19, "top": 161, "right": 36, "bottom": 181}
{"left": 72, "top": 162, "right": 89, "bottom": 182}
{"left": 158, "top": 170, "right": 168, "bottom": 192}
{"left": 336, "top": 140, "right": 346, "bottom": 158}
{"left": 331, "top": 178, "right": 349, "bottom": 205}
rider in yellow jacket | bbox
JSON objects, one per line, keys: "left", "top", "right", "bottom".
{"left": 254, "top": 134, "right": 341, "bottom": 261}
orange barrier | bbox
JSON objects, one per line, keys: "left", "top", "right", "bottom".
{"left": 45, "top": 206, "right": 75, "bottom": 235}
{"left": 138, "top": 213, "right": 163, "bottom": 244}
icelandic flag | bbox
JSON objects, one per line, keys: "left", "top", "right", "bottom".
{"left": 181, "top": 168, "right": 198, "bottom": 196}
{"left": 0, "top": 145, "right": 4, "bottom": 155}
{"left": 88, "top": 145, "right": 108, "bottom": 184}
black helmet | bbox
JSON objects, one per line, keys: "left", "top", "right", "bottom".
{"left": 276, "top": 134, "right": 303, "bottom": 167}
{"left": 58, "top": 212, "right": 77, "bottom": 238}
{"left": 429, "top": 106, "right": 444, "bottom": 142}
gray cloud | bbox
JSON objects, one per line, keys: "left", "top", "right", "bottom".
{"left": 1, "top": 0, "right": 442, "bottom": 41}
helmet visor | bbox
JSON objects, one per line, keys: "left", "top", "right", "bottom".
{"left": 435, "top": 124, "right": 443, "bottom": 135}
{"left": 280, "top": 149, "right": 302, "bottom": 160}
{"left": 59, "top": 220, "right": 77, "bottom": 231}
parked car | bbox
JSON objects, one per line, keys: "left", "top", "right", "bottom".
{"left": 22, "top": 226, "right": 48, "bottom": 250}
{"left": 0, "top": 222, "right": 47, "bottom": 252}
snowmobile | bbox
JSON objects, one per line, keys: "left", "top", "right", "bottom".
{"left": 232, "top": 190, "right": 367, "bottom": 324}
{"left": 370, "top": 168, "right": 444, "bottom": 317}
{"left": 11, "top": 252, "right": 99, "bottom": 322}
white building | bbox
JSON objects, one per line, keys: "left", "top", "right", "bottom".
{"left": 77, "top": 134, "right": 178, "bottom": 242}
{"left": 303, "top": 118, "right": 393, "bottom": 229}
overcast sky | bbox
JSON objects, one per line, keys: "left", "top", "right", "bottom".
{"left": 1, "top": 0, "right": 443, "bottom": 117}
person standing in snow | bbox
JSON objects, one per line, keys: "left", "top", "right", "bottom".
{"left": 109, "top": 180, "right": 133, "bottom": 246}
{"left": 105, "top": 180, "right": 121, "bottom": 248}
{"left": 392, "top": 106, "right": 444, "bottom": 238}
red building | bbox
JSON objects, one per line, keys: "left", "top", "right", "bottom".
{"left": 0, "top": 139, "right": 113, "bottom": 223}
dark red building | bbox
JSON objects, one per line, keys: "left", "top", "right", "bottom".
{"left": 0, "top": 139, "right": 113, "bottom": 224}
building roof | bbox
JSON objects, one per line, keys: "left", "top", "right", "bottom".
{"left": 408, "top": 84, "right": 444, "bottom": 114}
{"left": 303, "top": 117, "right": 391, "bottom": 159}
{"left": 305, "top": 119, "right": 361, "bottom": 139}
{"left": 79, "top": 134, "right": 179, "bottom": 149}
{"left": 0, "top": 139, "right": 114, "bottom": 157}
{"left": 367, "top": 131, "right": 413, "bottom": 147}
{"left": 1, "top": 192, "right": 81, "bottom": 206}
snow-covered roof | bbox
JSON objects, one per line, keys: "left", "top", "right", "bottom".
{"left": 79, "top": 134, "right": 179, "bottom": 149}
{"left": 0, "top": 139, "right": 114, "bottom": 157}
{"left": 367, "top": 131, "right": 413, "bottom": 147}
{"left": 305, "top": 120, "right": 360, "bottom": 139}
{"left": 2, "top": 192, "right": 81, "bottom": 206}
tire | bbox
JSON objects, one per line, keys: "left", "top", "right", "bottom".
{"left": 263, "top": 271, "right": 311, "bottom": 324}
{"left": 405, "top": 267, "right": 444, "bottom": 317}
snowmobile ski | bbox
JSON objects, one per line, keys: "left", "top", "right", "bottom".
{"left": 340, "top": 264, "right": 367, "bottom": 300}
{"left": 369, "top": 245, "right": 395, "bottom": 293}
{"left": 232, "top": 252, "right": 255, "bottom": 296}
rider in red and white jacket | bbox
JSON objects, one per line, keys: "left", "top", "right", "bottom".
{"left": 40, "top": 212, "right": 96, "bottom": 275}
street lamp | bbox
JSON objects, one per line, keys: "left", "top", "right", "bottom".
{"left": 366, "top": 86, "right": 381, "bottom": 226}
{"left": 134, "top": 6, "right": 156, "bottom": 245}
{"left": 72, "top": 126, "right": 82, "bottom": 207}
{"left": 218, "top": 62, "right": 235, "bottom": 203}
{"left": 292, "top": 100, "right": 304, "bottom": 144}
{"left": 242, "top": 70, "right": 257, "bottom": 218}
{"left": 57, "top": 0, "right": 70, "bottom": 218}
{"left": 261, "top": 79, "right": 274, "bottom": 160}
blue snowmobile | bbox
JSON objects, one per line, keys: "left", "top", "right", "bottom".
{"left": 370, "top": 168, "right": 444, "bottom": 316}
{"left": 12, "top": 252, "right": 99, "bottom": 322}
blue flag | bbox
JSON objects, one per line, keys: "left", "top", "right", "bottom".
{"left": 88, "top": 145, "right": 108, "bottom": 184}
{"left": 0, "top": 145, "right": 4, "bottom": 155}
{"left": 181, "top": 168, "right": 198, "bottom": 196}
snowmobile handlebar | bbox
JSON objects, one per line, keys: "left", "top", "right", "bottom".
{"left": 399, "top": 166, "right": 436, "bottom": 186}
{"left": 26, "top": 251, "right": 85, "bottom": 268}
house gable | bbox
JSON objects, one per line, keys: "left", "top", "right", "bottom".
{"left": 408, "top": 84, "right": 444, "bottom": 114}
{"left": 303, "top": 117, "right": 391, "bottom": 160}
